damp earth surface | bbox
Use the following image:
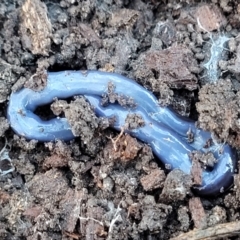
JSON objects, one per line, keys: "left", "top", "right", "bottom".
{"left": 1, "top": 0, "right": 240, "bottom": 239}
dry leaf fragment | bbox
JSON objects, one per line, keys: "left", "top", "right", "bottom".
{"left": 20, "top": 0, "right": 52, "bottom": 55}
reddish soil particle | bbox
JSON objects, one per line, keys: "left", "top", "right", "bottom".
{"left": 189, "top": 197, "right": 207, "bottom": 229}
{"left": 145, "top": 45, "right": 199, "bottom": 91}
{"left": 190, "top": 151, "right": 218, "bottom": 185}
{"left": 140, "top": 169, "right": 166, "bottom": 191}
{"left": 22, "top": 206, "right": 42, "bottom": 220}
{"left": 128, "top": 203, "right": 141, "bottom": 220}
{"left": 43, "top": 140, "right": 73, "bottom": 169}
{"left": 190, "top": 156, "right": 202, "bottom": 186}
{"left": 106, "top": 134, "right": 143, "bottom": 163}
{"left": 43, "top": 154, "right": 69, "bottom": 169}
{"left": 0, "top": 190, "right": 10, "bottom": 205}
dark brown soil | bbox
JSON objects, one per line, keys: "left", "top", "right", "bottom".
{"left": 1, "top": 0, "right": 240, "bottom": 239}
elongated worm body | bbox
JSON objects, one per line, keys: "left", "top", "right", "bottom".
{"left": 7, "top": 70, "right": 236, "bottom": 196}
{"left": 85, "top": 94, "right": 236, "bottom": 196}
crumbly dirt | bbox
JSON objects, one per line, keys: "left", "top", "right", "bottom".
{"left": 101, "top": 81, "right": 137, "bottom": 108}
{"left": 1, "top": 0, "right": 240, "bottom": 239}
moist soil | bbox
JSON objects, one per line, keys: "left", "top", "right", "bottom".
{"left": 1, "top": 0, "right": 240, "bottom": 239}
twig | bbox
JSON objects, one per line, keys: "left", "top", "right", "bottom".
{"left": 170, "top": 221, "right": 240, "bottom": 240}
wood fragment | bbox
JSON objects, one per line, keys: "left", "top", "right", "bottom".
{"left": 195, "top": 4, "right": 227, "bottom": 32}
{"left": 21, "top": 0, "right": 52, "bottom": 55}
{"left": 170, "top": 221, "right": 240, "bottom": 240}
{"left": 189, "top": 197, "right": 207, "bottom": 229}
